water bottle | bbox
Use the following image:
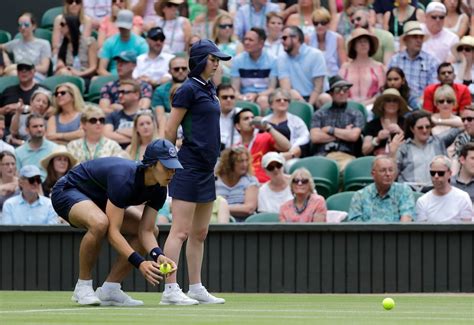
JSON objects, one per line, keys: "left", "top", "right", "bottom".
{"left": 72, "top": 56, "right": 81, "bottom": 70}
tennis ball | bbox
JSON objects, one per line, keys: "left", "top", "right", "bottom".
{"left": 382, "top": 297, "right": 395, "bottom": 310}
{"left": 159, "top": 263, "right": 172, "bottom": 275}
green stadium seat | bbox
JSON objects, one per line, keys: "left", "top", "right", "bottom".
{"left": 15, "top": 28, "right": 53, "bottom": 44}
{"left": 288, "top": 100, "right": 313, "bottom": 129}
{"left": 244, "top": 212, "right": 280, "bottom": 223}
{"left": 0, "top": 30, "right": 12, "bottom": 44}
{"left": 41, "top": 7, "right": 63, "bottom": 30}
{"left": 0, "top": 76, "right": 19, "bottom": 93}
{"left": 289, "top": 156, "right": 340, "bottom": 198}
{"left": 326, "top": 191, "right": 356, "bottom": 212}
{"left": 236, "top": 100, "right": 260, "bottom": 117}
{"left": 343, "top": 156, "right": 375, "bottom": 191}
{"left": 40, "top": 75, "right": 86, "bottom": 95}
{"left": 87, "top": 75, "right": 118, "bottom": 103}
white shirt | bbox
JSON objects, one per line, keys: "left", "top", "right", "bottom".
{"left": 416, "top": 187, "right": 474, "bottom": 222}
{"left": 421, "top": 25, "right": 459, "bottom": 63}
{"left": 132, "top": 52, "right": 174, "bottom": 83}
{"left": 258, "top": 182, "right": 293, "bottom": 213}
{"left": 83, "top": 0, "right": 111, "bottom": 21}
{"left": 0, "top": 140, "right": 14, "bottom": 154}
{"left": 219, "top": 108, "right": 241, "bottom": 148}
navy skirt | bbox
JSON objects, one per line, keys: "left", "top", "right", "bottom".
{"left": 169, "top": 167, "right": 216, "bottom": 203}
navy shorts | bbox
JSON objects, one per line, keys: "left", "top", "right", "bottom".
{"left": 169, "top": 167, "right": 216, "bottom": 203}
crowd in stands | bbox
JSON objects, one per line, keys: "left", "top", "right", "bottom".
{"left": 0, "top": 0, "right": 473, "bottom": 225}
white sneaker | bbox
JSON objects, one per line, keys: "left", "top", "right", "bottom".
{"left": 187, "top": 287, "right": 225, "bottom": 304}
{"left": 96, "top": 287, "right": 144, "bottom": 306}
{"left": 71, "top": 286, "right": 101, "bottom": 306}
{"left": 160, "top": 288, "right": 199, "bottom": 305}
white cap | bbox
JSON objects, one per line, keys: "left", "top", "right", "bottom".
{"left": 261, "top": 152, "right": 285, "bottom": 169}
{"left": 426, "top": 2, "right": 446, "bottom": 15}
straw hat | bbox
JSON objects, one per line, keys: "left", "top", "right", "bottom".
{"left": 347, "top": 28, "right": 379, "bottom": 59}
{"left": 155, "top": 0, "right": 184, "bottom": 17}
{"left": 400, "top": 21, "right": 425, "bottom": 43}
{"left": 372, "top": 88, "right": 410, "bottom": 117}
{"left": 450, "top": 36, "right": 474, "bottom": 60}
{"left": 40, "top": 145, "right": 78, "bottom": 170}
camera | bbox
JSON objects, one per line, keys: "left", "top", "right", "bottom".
{"left": 23, "top": 105, "right": 30, "bottom": 114}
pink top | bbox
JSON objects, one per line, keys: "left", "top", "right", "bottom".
{"left": 99, "top": 15, "right": 144, "bottom": 38}
{"left": 279, "top": 193, "right": 327, "bottom": 223}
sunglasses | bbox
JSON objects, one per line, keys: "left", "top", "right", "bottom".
{"left": 281, "top": 35, "right": 297, "bottom": 41}
{"left": 27, "top": 175, "right": 42, "bottom": 185}
{"left": 66, "top": 0, "right": 82, "bottom": 4}
{"left": 118, "top": 89, "right": 136, "bottom": 95}
{"left": 274, "top": 98, "right": 290, "bottom": 103}
{"left": 313, "top": 20, "right": 329, "bottom": 27}
{"left": 430, "top": 170, "right": 446, "bottom": 177}
{"left": 17, "top": 66, "right": 33, "bottom": 72}
{"left": 218, "top": 23, "right": 233, "bottom": 29}
{"left": 430, "top": 15, "right": 445, "bottom": 20}
{"left": 333, "top": 86, "right": 351, "bottom": 94}
{"left": 458, "top": 46, "right": 472, "bottom": 52}
{"left": 112, "top": 0, "right": 125, "bottom": 3}
{"left": 385, "top": 98, "right": 399, "bottom": 103}
{"left": 416, "top": 125, "right": 432, "bottom": 131}
{"left": 221, "top": 95, "right": 235, "bottom": 100}
{"left": 149, "top": 35, "right": 165, "bottom": 42}
{"left": 18, "top": 22, "right": 31, "bottom": 28}
{"left": 462, "top": 117, "right": 474, "bottom": 122}
{"left": 436, "top": 99, "right": 454, "bottom": 105}
{"left": 165, "top": 2, "right": 179, "bottom": 7}
{"left": 54, "top": 90, "right": 70, "bottom": 97}
{"left": 292, "top": 178, "right": 309, "bottom": 185}
{"left": 88, "top": 117, "right": 105, "bottom": 124}
{"left": 350, "top": 16, "right": 362, "bottom": 24}
{"left": 172, "top": 66, "right": 187, "bottom": 72}
{"left": 266, "top": 163, "right": 283, "bottom": 171}
{"left": 60, "top": 22, "right": 66, "bottom": 27}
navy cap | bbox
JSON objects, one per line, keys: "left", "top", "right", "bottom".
{"left": 141, "top": 139, "right": 183, "bottom": 169}
{"left": 113, "top": 50, "right": 137, "bottom": 63}
{"left": 188, "top": 39, "right": 231, "bottom": 78}
{"left": 147, "top": 27, "right": 166, "bottom": 41}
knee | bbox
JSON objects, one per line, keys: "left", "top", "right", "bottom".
{"left": 88, "top": 216, "right": 109, "bottom": 238}
{"left": 190, "top": 227, "right": 209, "bottom": 243}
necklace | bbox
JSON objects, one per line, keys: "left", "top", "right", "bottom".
{"left": 293, "top": 196, "right": 309, "bottom": 214}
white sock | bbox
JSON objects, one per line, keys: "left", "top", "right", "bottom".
{"left": 102, "top": 282, "right": 121, "bottom": 292}
{"left": 188, "top": 283, "right": 204, "bottom": 293}
{"left": 76, "top": 279, "right": 93, "bottom": 288}
{"left": 165, "top": 283, "right": 180, "bottom": 292}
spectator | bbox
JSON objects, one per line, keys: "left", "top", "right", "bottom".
{"left": 339, "top": 28, "right": 385, "bottom": 106}
{"left": 258, "top": 152, "right": 292, "bottom": 214}
{"left": 388, "top": 21, "right": 439, "bottom": 101}
{"left": 309, "top": 7, "right": 347, "bottom": 77}
{"left": 231, "top": 27, "right": 278, "bottom": 112}
{"left": 193, "top": 0, "right": 227, "bottom": 39}
{"left": 99, "top": 51, "right": 152, "bottom": 114}
{"left": 423, "top": 62, "right": 471, "bottom": 114}
{"left": 382, "top": 67, "right": 420, "bottom": 111}
{"left": 0, "top": 151, "right": 19, "bottom": 212}
{"left": 348, "top": 155, "right": 415, "bottom": 222}
{"left": 394, "top": 110, "right": 462, "bottom": 187}
{"left": 262, "top": 88, "right": 310, "bottom": 160}
{"left": 130, "top": 0, "right": 160, "bottom": 25}
{"left": 453, "top": 105, "right": 474, "bottom": 160}
{"left": 1, "top": 13, "right": 51, "bottom": 81}
{"left": 217, "top": 84, "right": 240, "bottom": 149}
{"left": 264, "top": 12, "right": 283, "bottom": 58}
{"left": 40, "top": 145, "right": 77, "bottom": 198}
{"left": 278, "top": 26, "right": 327, "bottom": 107}
{"left": 0, "top": 49, "right": 11, "bottom": 77}
{"left": 422, "top": 2, "right": 459, "bottom": 63}
{"left": 97, "top": 10, "right": 149, "bottom": 76}
{"left": 335, "top": 0, "right": 376, "bottom": 39}
{"left": 83, "top": 0, "right": 112, "bottom": 30}
{"left": 451, "top": 142, "right": 474, "bottom": 202}
{"left": 10, "top": 89, "right": 53, "bottom": 147}
{"left": 442, "top": 0, "right": 469, "bottom": 38}
{"left": 0, "top": 116, "right": 15, "bottom": 154}
{"left": 2, "top": 165, "right": 58, "bottom": 225}
{"left": 362, "top": 88, "right": 407, "bottom": 156}
{"left": 285, "top": 0, "right": 321, "bottom": 41}
{"left": 215, "top": 147, "right": 259, "bottom": 222}
{"left": 150, "top": 0, "right": 192, "bottom": 54}
{"left": 15, "top": 114, "right": 57, "bottom": 179}
{"left": 55, "top": 15, "right": 98, "bottom": 79}
{"left": 126, "top": 110, "right": 158, "bottom": 161}
{"left": 279, "top": 167, "right": 327, "bottom": 223}
{"left": 104, "top": 79, "right": 142, "bottom": 148}
{"left": 451, "top": 36, "right": 474, "bottom": 97}
{"left": 213, "top": 13, "right": 243, "bottom": 78}
{"left": 46, "top": 83, "right": 85, "bottom": 145}
{"left": 310, "top": 75, "right": 365, "bottom": 172}
{"left": 430, "top": 85, "right": 464, "bottom": 138}
{"left": 97, "top": 0, "right": 144, "bottom": 49}
{"left": 67, "top": 105, "right": 127, "bottom": 162}
{"left": 233, "top": 108, "right": 290, "bottom": 183}
{"left": 133, "top": 27, "right": 174, "bottom": 88}
{"left": 234, "top": 0, "right": 280, "bottom": 40}
{"left": 416, "top": 155, "right": 473, "bottom": 222}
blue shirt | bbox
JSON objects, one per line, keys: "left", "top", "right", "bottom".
{"left": 277, "top": 44, "right": 328, "bottom": 97}
{"left": 15, "top": 139, "right": 58, "bottom": 180}
{"left": 172, "top": 77, "right": 221, "bottom": 170}
{"left": 99, "top": 33, "right": 149, "bottom": 75}
{"left": 231, "top": 50, "right": 277, "bottom": 94}
{"left": 2, "top": 195, "right": 58, "bottom": 225}
{"left": 348, "top": 182, "right": 416, "bottom": 222}
{"left": 234, "top": 3, "right": 280, "bottom": 40}
{"left": 62, "top": 157, "right": 167, "bottom": 211}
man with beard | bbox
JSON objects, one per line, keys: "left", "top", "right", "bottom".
{"left": 277, "top": 26, "right": 327, "bottom": 107}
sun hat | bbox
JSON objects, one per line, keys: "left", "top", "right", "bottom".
{"left": 372, "top": 88, "right": 410, "bottom": 117}
{"left": 261, "top": 152, "right": 285, "bottom": 169}
{"left": 155, "top": 0, "right": 184, "bottom": 17}
{"left": 40, "top": 145, "right": 78, "bottom": 170}
{"left": 347, "top": 28, "right": 379, "bottom": 59}
{"left": 450, "top": 36, "right": 474, "bottom": 60}
{"left": 400, "top": 21, "right": 425, "bottom": 44}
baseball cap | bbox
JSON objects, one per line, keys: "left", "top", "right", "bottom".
{"left": 233, "top": 107, "right": 253, "bottom": 124}
{"left": 147, "top": 27, "right": 166, "bottom": 41}
{"left": 19, "top": 165, "right": 41, "bottom": 178}
{"left": 17, "top": 58, "right": 35, "bottom": 70}
{"left": 116, "top": 9, "right": 134, "bottom": 30}
{"left": 141, "top": 139, "right": 183, "bottom": 169}
{"left": 190, "top": 39, "right": 232, "bottom": 61}
{"left": 327, "top": 75, "right": 353, "bottom": 93}
{"left": 113, "top": 50, "right": 137, "bottom": 63}
{"left": 262, "top": 152, "right": 285, "bottom": 169}
{"left": 426, "top": 2, "right": 446, "bottom": 15}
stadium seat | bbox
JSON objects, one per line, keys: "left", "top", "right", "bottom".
{"left": 40, "top": 75, "right": 86, "bottom": 95}
{"left": 343, "top": 156, "right": 375, "bottom": 191}
{"left": 326, "top": 191, "right": 356, "bottom": 212}
{"left": 236, "top": 100, "right": 260, "bottom": 117}
{"left": 41, "top": 7, "right": 63, "bottom": 30}
{"left": 244, "top": 212, "right": 279, "bottom": 223}
{"left": 289, "top": 156, "right": 340, "bottom": 198}
{"left": 0, "top": 76, "right": 19, "bottom": 93}
{"left": 288, "top": 100, "right": 313, "bottom": 129}
{"left": 0, "top": 30, "right": 11, "bottom": 44}
{"left": 87, "top": 75, "right": 118, "bottom": 103}
{"left": 15, "top": 28, "right": 53, "bottom": 44}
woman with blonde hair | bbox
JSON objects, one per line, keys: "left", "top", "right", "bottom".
{"left": 279, "top": 167, "right": 327, "bottom": 223}
{"left": 126, "top": 110, "right": 159, "bottom": 161}
{"left": 46, "top": 82, "right": 85, "bottom": 144}
{"left": 335, "top": 0, "right": 376, "bottom": 39}
{"left": 286, "top": 0, "right": 336, "bottom": 41}
{"left": 193, "top": 0, "right": 227, "bottom": 39}
{"left": 431, "top": 84, "right": 464, "bottom": 136}
{"left": 212, "top": 13, "right": 243, "bottom": 79}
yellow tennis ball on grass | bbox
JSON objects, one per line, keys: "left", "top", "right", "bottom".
{"left": 159, "top": 262, "right": 172, "bottom": 275}
{"left": 382, "top": 297, "right": 395, "bottom": 310}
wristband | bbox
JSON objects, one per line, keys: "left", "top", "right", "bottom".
{"left": 150, "top": 247, "right": 164, "bottom": 262}
{"left": 128, "top": 252, "right": 145, "bottom": 269}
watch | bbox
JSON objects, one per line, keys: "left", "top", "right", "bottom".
{"left": 328, "top": 127, "right": 335, "bottom": 136}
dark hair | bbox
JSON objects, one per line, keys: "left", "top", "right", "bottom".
{"left": 43, "top": 157, "right": 72, "bottom": 197}
{"left": 58, "top": 15, "right": 81, "bottom": 64}
{"left": 437, "top": 62, "right": 453, "bottom": 75}
{"left": 26, "top": 113, "right": 45, "bottom": 128}
{"left": 0, "top": 150, "right": 16, "bottom": 162}
{"left": 383, "top": 67, "right": 411, "bottom": 101}
{"left": 403, "top": 110, "right": 432, "bottom": 139}
{"left": 283, "top": 25, "right": 304, "bottom": 44}
{"left": 217, "top": 83, "right": 234, "bottom": 96}
{"left": 19, "top": 12, "right": 37, "bottom": 26}
{"left": 442, "top": 0, "right": 462, "bottom": 15}
{"left": 249, "top": 27, "right": 266, "bottom": 42}
{"left": 460, "top": 142, "right": 474, "bottom": 159}
{"left": 120, "top": 79, "right": 141, "bottom": 93}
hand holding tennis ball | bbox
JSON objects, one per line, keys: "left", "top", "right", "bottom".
{"left": 159, "top": 262, "right": 172, "bottom": 275}
{"left": 382, "top": 297, "right": 395, "bottom": 310}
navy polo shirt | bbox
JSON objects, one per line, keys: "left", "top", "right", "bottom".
{"left": 172, "top": 77, "right": 221, "bottom": 170}
{"left": 63, "top": 157, "right": 167, "bottom": 211}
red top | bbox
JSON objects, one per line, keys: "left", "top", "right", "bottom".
{"left": 422, "top": 83, "right": 471, "bottom": 114}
